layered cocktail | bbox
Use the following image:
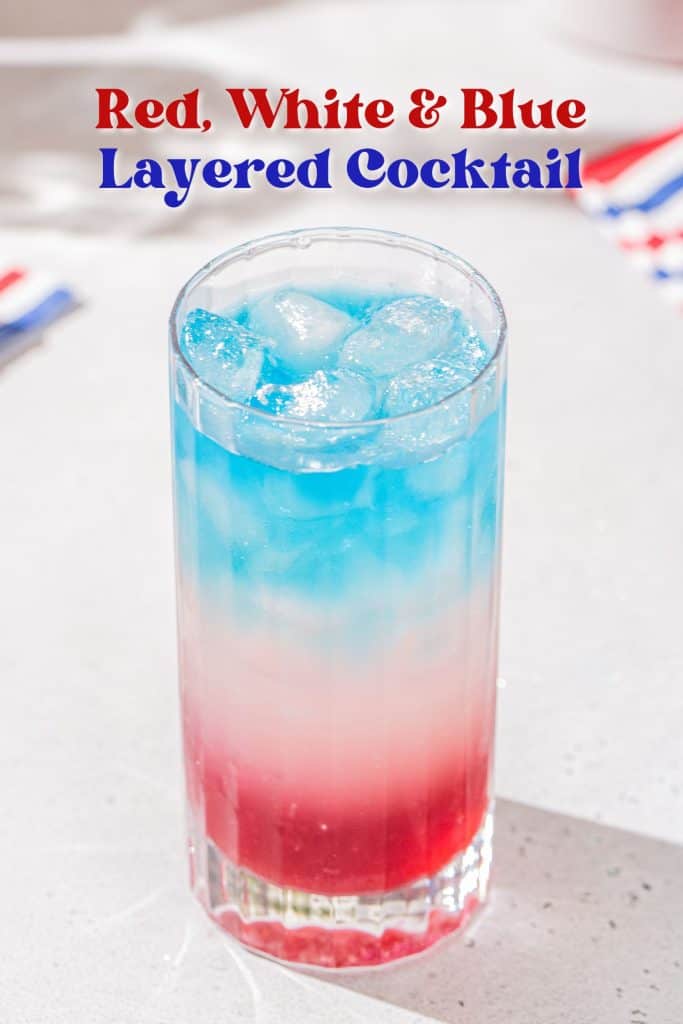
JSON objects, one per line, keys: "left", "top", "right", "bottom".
{"left": 170, "top": 228, "right": 507, "bottom": 968}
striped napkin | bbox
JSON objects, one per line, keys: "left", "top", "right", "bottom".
{"left": 575, "top": 125, "right": 683, "bottom": 312}
{"left": 0, "top": 267, "right": 76, "bottom": 361}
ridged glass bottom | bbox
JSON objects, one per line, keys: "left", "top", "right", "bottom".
{"left": 188, "top": 806, "right": 493, "bottom": 968}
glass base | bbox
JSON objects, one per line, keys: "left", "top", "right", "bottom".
{"left": 189, "top": 806, "right": 493, "bottom": 969}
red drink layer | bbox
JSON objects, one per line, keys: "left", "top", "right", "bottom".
{"left": 180, "top": 591, "right": 497, "bottom": 897}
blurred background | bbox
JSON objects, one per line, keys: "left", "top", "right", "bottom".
{"left": 0, "top": 0, "right": 681, "bottom": 236}
{"left": 1, "top": 3, "right": 682, "bottom": 1022}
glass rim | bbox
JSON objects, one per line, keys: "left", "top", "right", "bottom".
{"left": 169, "top": 226, "right": 507, "bottom": 431}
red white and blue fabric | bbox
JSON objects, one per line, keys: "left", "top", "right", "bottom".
{"left": 0, "top": 267, "right": 75, "bottom": 344}
{"left": 575, "top": 125, "right": 683, "bottom": 312}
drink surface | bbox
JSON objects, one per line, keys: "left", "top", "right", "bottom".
{"left": 172, "top": 283, "right": 504, "bottom": 896}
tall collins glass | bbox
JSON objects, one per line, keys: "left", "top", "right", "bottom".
{"left": 169, "top": 228, "right": 507, "bottom": 968}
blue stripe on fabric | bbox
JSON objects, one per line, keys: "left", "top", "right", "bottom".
{"left": 0, "top": 289, "right": 74, "bottom": 340}
{"left": 602, "top": 172, "right": 683, "bottom": 218}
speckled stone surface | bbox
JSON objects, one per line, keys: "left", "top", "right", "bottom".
{"left": 342, "top": 801, "right": 683, "bottom": 1023}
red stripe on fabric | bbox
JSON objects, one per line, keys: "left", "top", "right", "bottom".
{"left": 582, "top": 126, "right": 683, "bottom": 184}
{"left": 619, "top": 229, "right": 683, "bottom": 252}
{"left": 0, "top": 268, "right": 25, "bottom": 293}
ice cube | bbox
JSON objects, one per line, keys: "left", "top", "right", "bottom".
{"left": 283, "top": 508, "right": 375, "bottom": 594}
{"left": 261, "top": 466, "right": 373, "bottom": 521}
{"left": 382, "top": 353, "right": 473, "bottom": 417}
{"left": 405, "top": 445, "right": 470, "bottom": 499}
{"left": 340, "top": 296, "right": 464, "bottom": 378}
{"left": 375, "top": 295, "right": 457, "bottom": 338}
{"left": 253, "top": 369, "right": 376, "bottom": 422}
{"left": 181, "top": 308, "right": 263, "bottom": 402}
{"left": 248, "top": 289, "right": 357, "bottom": 374}
{"left": 198, "top": 471, "right": 266, "bottom": 548}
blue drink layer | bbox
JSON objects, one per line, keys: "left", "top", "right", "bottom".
{"left": 173, "top": 287, "right": 504, "bottom": 628}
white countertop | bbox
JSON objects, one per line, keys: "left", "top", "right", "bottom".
{"left": 1, "top": 2, "right": 682, "bottom": 1022}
